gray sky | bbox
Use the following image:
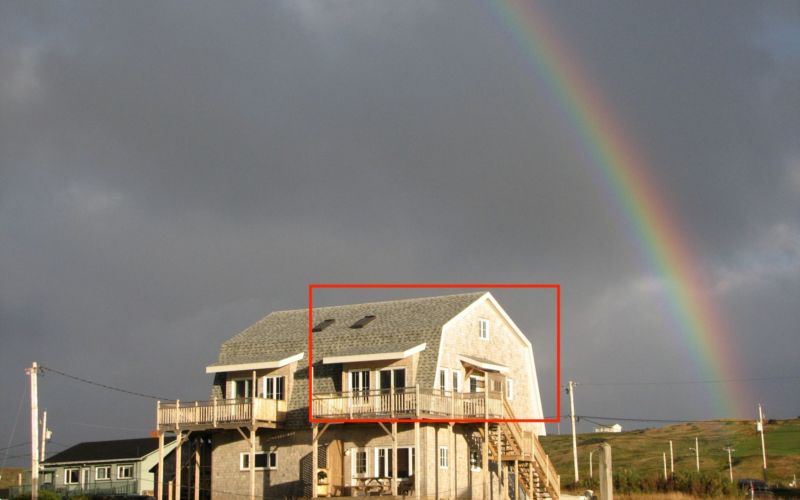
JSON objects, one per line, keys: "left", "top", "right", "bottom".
{"left": 2, "top": 1, "right": 799, "bottom": 463}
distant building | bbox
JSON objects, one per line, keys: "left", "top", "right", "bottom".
{"left": 39, "top": 437, "right": 177, "bottom": 497}
{"left": 594, "top": 423, "right": 622, "bottom": 433}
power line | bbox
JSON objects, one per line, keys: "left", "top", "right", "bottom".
{"left": 578, "top": 375, "right": 800, "bottom": 387}
{"left": 40, "top": 365, "right": 175, "bottom": 401}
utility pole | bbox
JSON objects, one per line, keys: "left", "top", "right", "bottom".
{"left": 567, "top": 381, "right": 579, "bottom": 483}
{"left": 724, "top": 446, "right": 735, "bottom": 483}
{"left": 757, "top": 404, "right": 767, "bottom": 480}
{"left": 689, "top": 437, "right": 699, "bottom": 472}
{"left": 669, "top": 440, "right": 674, "bottom": 476}
{"left": 25, "top": 362, "right": 40, "bottom": 500}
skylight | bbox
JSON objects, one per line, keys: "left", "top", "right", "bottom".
{"left": 312, "top": 319, "right": 335, "bottom": 332}
{"left": 350, "top": 315, "right": 376, "bottom": 329}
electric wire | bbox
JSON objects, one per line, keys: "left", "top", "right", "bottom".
{"left": 39, "top": 365, "right": 175, "bottom": 401}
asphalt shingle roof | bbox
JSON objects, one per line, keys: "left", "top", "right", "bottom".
{"left": 44, "top": 437, "right": 173, "bottom": 464}
{"left": 212, "top": 292, "right": 486, "bottom": 428}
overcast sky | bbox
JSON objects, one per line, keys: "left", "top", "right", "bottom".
{"left": 2, "top": 1, "right": 799, "bottom": 464}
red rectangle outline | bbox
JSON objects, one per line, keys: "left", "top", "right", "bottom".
{"left": 307, "top": 283, "right": 561, "bottom": 424}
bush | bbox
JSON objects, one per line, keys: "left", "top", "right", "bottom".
{"left": 12, "top": 490, "right": 61, "bottom": 500}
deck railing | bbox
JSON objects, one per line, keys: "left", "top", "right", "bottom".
{"left": 157, "top": 397, "right": 285, "bottom": 429}
{"left": 311, "top": 386, "right": 504, "bottom": 419}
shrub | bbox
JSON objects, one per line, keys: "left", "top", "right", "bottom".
{"left": 12, "top": 490, "right": 61, "bottom": 500}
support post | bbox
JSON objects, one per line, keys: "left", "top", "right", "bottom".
{"left": 598, "top": 443, "right": 612, "bottom": 500}
{"left": 312, "top": 423, "right": 318, "bottom": 499}
{"left": 514, "top": 460, "right": 519, "bottom": 500}
{"left": 483, "top": 422, "right": 489, "bottom": 500}
{"left": 392, "top": 422, "right": 398, "bottom": 496}
{"left": 194, "top": 438, "right": 200, "bottom": 500}
{"left": 250, "top": 427, "right": 256, "bottom": 500}
{"left": 450, "top": 423, "right": 456, "bottom": 499}
{"left": 168, "top": 481, "right": 174, "bottom": 500}
{"left": 415, "top": 422, "right": 421, "bottom": 500}
{"left": 175, "top": 432, "right": 182, "bottom": 500}
{"left": 497, "top": 423, "right": 503, "bottom": 499}
{"left": 158, "top": 431, "right": 165, "bottom": 500}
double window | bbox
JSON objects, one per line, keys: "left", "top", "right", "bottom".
{"left": 374, "top": 447, "right": 414, "bottom": 478}
{"left": 240, "top": 451, "right": 277, "bottom": 470}
{"left": 95, "top": 466, "right": 111, "bottom": 481}
{"left": 378, "top": 368, "right": 406, "bottom": 391}
{"left": 117, "top": 465, "right": 133, "bottom": 479}
{"left": 64, "top": 469, "right": 80, "bottom": 484}
{"left": 439, "top": 446, "right": 449, "bottom": 469}
{"left": 479, "top": 319, "right": 490, "bottom": 340}
{"left": 262, "top": 376, "right": 285, "bottom": 400}
{"left": 232, "top": 379, "right": 252, "bottom": 399}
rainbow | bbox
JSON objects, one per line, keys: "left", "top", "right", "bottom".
{"left": 490, "top": 0, "right": 744, "bottom": 417}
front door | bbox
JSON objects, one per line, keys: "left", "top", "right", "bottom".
{"left": 327, "top": 439, "right": 345, "bottom": 496}
{"left": 81, "top": 468, "right": 90, "bottom": 489}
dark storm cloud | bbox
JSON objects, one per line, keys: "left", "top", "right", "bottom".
{"left": 1, "top": 0, "right": 798, "bottom": 459}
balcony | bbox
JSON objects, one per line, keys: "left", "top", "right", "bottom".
{"left": 157, "top": 397, "right": 286, "bottom": 431}
{"left": 312, "top": 387, "right": 504, "bottom": 419}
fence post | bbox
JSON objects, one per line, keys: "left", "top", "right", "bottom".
{"left": 599, "top": 443, "right": 613, "bottom": 500}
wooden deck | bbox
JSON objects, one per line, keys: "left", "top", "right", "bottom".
{"left": 157, "top": 397, "right": 286, "bottom": 431}
{"left": 312, "top": 387, "right": 504, "bottom": 419}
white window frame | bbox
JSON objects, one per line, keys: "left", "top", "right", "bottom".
{"left": 470, "top": 450, "right": 481, "bottom": 471}
{"left": 351, "top": 448, "right": 368, "bottom": 478}
{"left": 378, "top": 368, "right": 407, "bottom": 390}
{"left": 117, "top": 465, "right": 133, "bottom": 479}
{"left": 374, "top": 446, "right": 415, "bottom": 478}
{"left": 262, "top": 375, "right": 285, "bottom": 400}
{"left": 479, "top": 319, "right": 490, "bottom": 340}
{"left": 439, "top": 446, "right": 449, "bottom": 469}
{"left": 95, "top": 466, "right": 111, "bottom": 481}
{"left": 506, "top": 378, "right": 514, "bottom": 400}
{"left": 438, "top": 368, "right": 449, "bottom": 391}
{"left": 64, "top": 468, "right": 80, "bottom": 485}
{"left": 239, "top": 451, "right": 278, "bottom": 471}
{"left": 452, "top": 370, "right": 462, "bottom": 393}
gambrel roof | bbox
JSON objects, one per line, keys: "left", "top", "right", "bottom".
{"left": 211, "top": 291, "right": 487, "bottom": 427}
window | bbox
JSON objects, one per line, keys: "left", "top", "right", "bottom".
{"left": 506, "top": 378, "right": 514, "bottom": 400}
{"left": 232, "top": 379, "right": 252, "bottom": 399}
{"left": 452, "top": 370, "right": 462, "bottom": 393}
{"left": 240, "top": 451, "right": 277, "bottom": 470}
{"left": 470, "top": 450, "right": 482, "bottom": 471}
{"left": 352, "top": 448, "right": 368, "bottom": 477}
{"left": 439, "top": 446, "right": 449, "bottom": 469}
{"left": 379, "top": 368, "right": 406, "bottom": 391}
{"left": 263, "top": 376, "right": 285, "bottom": 400}
{"left": 42, "top": 472, "right": 54, "bottom": 484}
{"left": 65, "top": 468, "right": 80, "bottom": 484}
{"left": 469, "top": 375, "right": 482, "bottom": 393}
{"left": 479, "top": 319, "right": 489, "bottom": 340}
{"left": 438, "top": 368, "right": 449, "bottom": 391}
{"left": 374, "top": 447, "right": 414, "bottom": 478}
{"left": 312, "top": 318, "right": 335, "bottom": 332}
{"left": 117, "top": 465, "right": 133, "bottom": 479}
{"left": 95, "top": 466, "right": 111, "bottom": 480}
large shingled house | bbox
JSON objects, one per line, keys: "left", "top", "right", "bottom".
{"left": 155, "top": 291, "right": 560, "bottom": 499}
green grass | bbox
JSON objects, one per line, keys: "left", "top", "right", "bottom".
{"left": 540, "top": 419, "right": 800, "bottom": 487}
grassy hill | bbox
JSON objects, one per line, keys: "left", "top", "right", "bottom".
{"left": 540, "top": 419, "right": 800, "bottom": 488}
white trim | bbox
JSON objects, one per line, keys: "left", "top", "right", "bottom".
{"left": 351, "top": 447, "right": 368, "bottom": 478}
{"left": 452, "top": 369, "right": 462, "bottom": 393}
{"left": 323, "top": 343, "right": 426, "bottom": 364}
{"left": 64, "top": 468, "right": 80, "bottom": 485}
{"left": 457, "top": 355, "right": 510, "bottom": 374}
{"left": 437, "top": 368, "right": 449, "bottom": 390}
{"left": 374, "top": 446, "right": 415, "bottom": 478}
{"left": 206, "top": 352, "right": 304, "bottom": 373}
{"left": 438, "top": 446, "right": 449, "bottom": 469}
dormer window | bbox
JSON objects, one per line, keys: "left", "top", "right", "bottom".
{"left": 479, "top": 319, "right": 489, "bottom": 340}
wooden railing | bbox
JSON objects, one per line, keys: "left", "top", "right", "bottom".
{"left": 157, "top": 397, "right": 285, "bottom": 429}
{"left": 311, "top": 386, "right": 504, "bottom": 419}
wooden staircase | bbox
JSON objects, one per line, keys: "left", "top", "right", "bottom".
{"left": 480, "top": 401, "right": 560, "bottom": 500}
